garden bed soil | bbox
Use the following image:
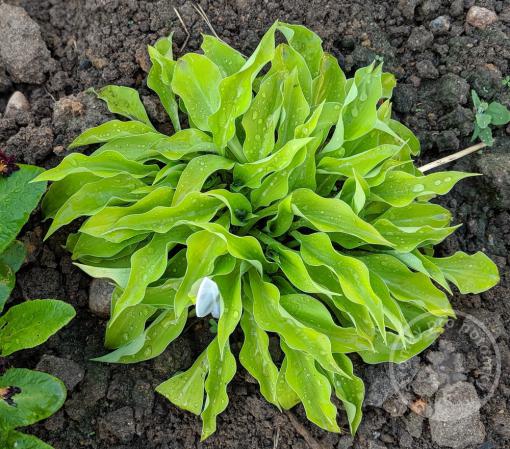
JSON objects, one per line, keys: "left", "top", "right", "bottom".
{"left": 1, "top": 0, "right": 510, "bottom": 448}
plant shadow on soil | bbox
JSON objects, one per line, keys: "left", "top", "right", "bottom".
{"left": 1, "top": 0, "right": 510, "bottom": 448}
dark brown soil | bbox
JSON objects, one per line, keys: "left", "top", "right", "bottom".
{"left": 1, "top": 1, "right": 510, "bottom": 449}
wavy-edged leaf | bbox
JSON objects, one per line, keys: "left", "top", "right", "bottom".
{"left": 201, "top": 338, "right": 236, "bottom": 440}
{"left": 156, "top": 351, "right": 208, "bottom": 415}
{"left": 201, "top": 35, "right": 246, "bottom": 77}
{"left": 281, "top": 340, "right": 340, "bottom": 432}
{"left": 95, "top": 85, "right": 153, "bottom": 127}
{"left": 4, "top": 430, "right": 53, "bottom": 449}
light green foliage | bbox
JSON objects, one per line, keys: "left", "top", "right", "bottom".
{"left": 471, "top": 90, "right": 510, "bottom": 146}
{"left": 0, "top": 162, "right": 75, "bottom": 448}
{"left": 35, "top": 22, "right": 499, "bottom": 439}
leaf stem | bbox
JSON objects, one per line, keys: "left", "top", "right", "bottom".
{"left": 419, "top": 141, "right": 487, "bottom": 172}
{"left": 227, "top": 135, "right": 247, "bottom": 163}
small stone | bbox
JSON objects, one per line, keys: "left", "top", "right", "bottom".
{"left": 429, "top": 15, "right": 451, "bottom": 34}
{"left": 435, "top": 130, "right": 460, "bottom": 152}
{"left": 429, "top": 382, "right": 485, "bottom": 448}
{"left": 407, "top": 26, "right": 434, "bottom": 51}
{"left": 403, "top": 413, "right": 424, "bottom": 438}
{"left": 393, "top": 84, "right": 417, "bottom": 113}
{"left": 491, "top": 410, "right": 510, "bottom": 438}
{"left": 450, "top": 0, "right": 463, "bottom": 17}
{"left": 466, "top": 6, "right": 498, "bottom": 29}
{"left": 135, "top": 45, "right": 151, "bottom": 73}
{"left": 412, "top": 365, "right": 440, "bottom": 397}
{"left": 5, "top": 125, "right": 54, "bottom": 164}
{"left": 98, "top": 407, "right": 136, "bottom": 443}
{"left": 36, "top": 355, "right": 85, "bottom": 392}
{"left": 398, "top": 0, "right": 420, "bottom": 19}
{"left": 382, "top": 395, "right": 408, "bottom": 417}
{"left": 88, "top": 278, "right": 114, "bottom": 317}
{"left": 416, "top": 60, "right": 439, "bottom": 79}
{"left": 4, "top": 92, "right": 30, "bottom": 117}
{"left": 337, "top": 435, "right": 354, "bottom": 449}
{"left": 0, "top": 4, "right": 55, "bottom": 84}
{"left": 437, "top": 73, "right": 470, "bottom": 108}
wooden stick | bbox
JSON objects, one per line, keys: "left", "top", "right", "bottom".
{"left": 284, "top": 410, "right": 327, "bottom": 449}
{"left": 419, "top": 142, "right": 487, "bottom": 172}
{"left": 173, "top": 7, "right": 190, "bottom": 53}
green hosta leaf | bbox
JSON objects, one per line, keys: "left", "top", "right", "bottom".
{"left": 95, "top": 85, "right": 153, "bottom": 127}
{"left": 109, "top": 227, "right": 190, "bottom": 327}
{"left": 173, "top": 154, "right": 234, "bottom": 204}
{"left": 312, "top": 53, "right": 346, "bottom": 105}
{"left": 45, "top": 174, "right": 146, "bottom": 238}
{"left": 152, "top": 128, "right": 217, "bottom": 160}
{"left": 0, "top": 165, "right": 46, "bottom": 255}
{"left": 239, "top": 300, "right": 279, "bottom": 406}
{"left": 156, "top": 351, "right": 208, "bottom": 415}
{"left": 68, "top": 120, "right": 154, "bottom": 149}
{"left": 97, "top": 309, "right": 187, "bottom": 363}
{"left": 426, "top": 251, "right": 499, "bottom": 294}
{"left": 372, "top": 219, "right": 460, "bottom": 252}
{"left": 94, "top": 133, "right": 166, "bottom": 161}
{"left": 172, "top": 54, "right": 223, "bottom": 131}
{"left": 296, "top": 232, "right": 386, "bottom": 338}
{"left": 201, "top": 35, "right": 246, "bottom": 77}
{"left": 0, "top": 300, "right": 75, "bottom": 356}
{"left": 371, "top": 171, "right": 476, "bottom": 207}
{"left": 278, "top": 22, "right": 323, "bottom": 78}
{"left": 376, "top": 203, "right": 452, "bottom": 228}
{"left": 343, "top": 64, "right": 382, "bottom": 141}
{"left": 209, "top": 23, "right": 277, "bottom": 150}
{"left": 0, "top": 368, "right": 66, "bottom": 429}
{"left": 276, "top": 357, "right": 300, "bottom": 409}
{"left": 242, "top": 72, "right": 284, "bottom": 161}
{"left": 291, "top": 189, "right": 390, "bottom": 246}
{"left": 281, "top": 340, "right": 340, "bottom": 433}
{"left": 147, "top": 34, "right": 181, "bottom": 131}
{"left": 276, "top": 69, "right": 310, "bottom": 149}
{"left": 249, "top": 270, "right": 347, "bottom": 376}
{"left": 326, "top": 353, "right": 364, "bottom": 434}
{"left": 216, "top": 266, "right": 242, "bottom": 357}
{"left": 280, "top": 294, "right": 372, "bottom": 353}
{"left": 318, "top": 144, "right": 401, "bottom": 177}
{"left": 359, "top": 253, "right": 453, "bottom": 317}
{"left": 234, "top": 137, "right": 312, "bottom": 189}
{"left": 201, "top": 338, "right": 236, "bottom": 440}
{"left": 34, "top": 150, "right": 158, "bottom": 182}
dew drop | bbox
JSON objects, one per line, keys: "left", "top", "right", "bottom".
{"left": 412, "top": 184, "right": 425, "bottom": 193}
{"left": 444, "top": 176, "right": 451, "bottom": 182}
{"left": 434, "top": 180, "right": 442, "bottom": 186}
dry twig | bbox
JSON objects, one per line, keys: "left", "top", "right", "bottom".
{"left": 173, "top": 7, "right": 190, "bottom": 52}
{"left": 192, "top": 3, "right": 220, "bottom": 39}
{"left": 419, "top": 141, "right": 487, "bottom": 172}
{"left": 284, "top": 410, "right": 327, "bottom": 449}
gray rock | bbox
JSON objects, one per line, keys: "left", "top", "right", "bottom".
{"left": 435, "top": 130, "right": 460, "bottom": 153}
{"left": 337, "top": 435, "right": 354, "bottom": 449}
{"left": 98, "top": 407, "right": 136, "bottom": 443}
{"left": 382, "top": 394, "right": 408, "bottom": 417}
{"left": 398, "top": 0, "right": 420, "bottom": 20}
{"left": 429, "top": 382, "right": 485, "bottom": 448}
{"left": 52, "top": 91, "right": 110, "bottom": 147}
{"left": 36, "top": 355, "right": 85, "bottom": 392}
{"left": 412, "top": 365, "right": 440, "bottom": 397}
{"left": 0, "top": 4, "right": 55, "bottom": 84}
{"left": 466, "top": 6, "right": 498, "bottom": 29}
{"left": 4, "top": 91, "right": 30, "bottom": 117}
{"left": 89, "top": 278, "right": 114, "bottom": 318}
{"left": 393, "top": 84, "right": 417, "bottom": 113}
{"left": 416, "top": 60, "right": 439, "bottom": 79}
{"left": 429, "top": 15, "right": 451, "bottom": 34}
{"left": 430, "top": 412, "right": 485, "bottom": 448}
{"left": 403, "top": 413, "right": 424, "bottom": 438}
{"left": 0, "top": 68, "right": 11, "bottom": 93}
{"left": 450, "top": 0, "right": 463, "bottom": 17}
{"left": 407, "top": 26, "right": 434, "bottom": 51}
{"left": 437, "top": 73, "right": 470, "bottom": 108}
{"left": 491, "top": 411, "right": 510, "bottom": 438}
{"left": 476, "top": 151, "right": 510, "bottom": 210}
{"left": 364, "top": 358, "right": 420, "bottom": 407}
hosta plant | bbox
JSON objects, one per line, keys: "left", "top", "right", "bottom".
{"left": 0, "top": 160, "right": 76, "bottom": 449}
{"left": 34, "top": 22, "right": 499, "bottom": 439}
